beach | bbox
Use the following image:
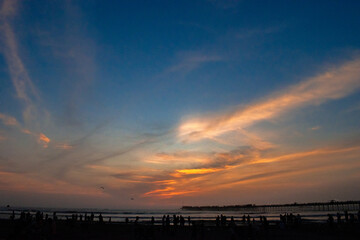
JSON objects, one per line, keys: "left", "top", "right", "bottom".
{"left": 1, "top": 212, "right": 359, "bottom": 239}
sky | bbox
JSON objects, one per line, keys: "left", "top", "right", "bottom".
{"left": 1, "top": 0, "right": 360, "bottom": 209}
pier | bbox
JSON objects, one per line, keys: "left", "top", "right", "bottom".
{"left": 182, "top": 200, "right": 360, "bottom": 212}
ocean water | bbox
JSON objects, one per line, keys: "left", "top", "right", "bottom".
{"left": 0, "top": 207, "right": 358, "bottom": 223}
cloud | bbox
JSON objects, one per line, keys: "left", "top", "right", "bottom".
{"left": 144, "top": 187, "right": 197, "bottom": 198}
{"left": 163, "top": 51, "right": 222, "bottom": 75}
{"left": 55, "top": 143, "right": 73, "bottom": 150}
{"left": 0, "top": 168, "right": 104, "bottom": 196}
{"left": 250, "top": 145, "right": 360, "bottom": 165}
{"left": 22, "top": 129, "right": 50, "bottom": 148}
{"left": 0, "top": 113, "right": 18, "bottom": 126}
{"left": 145, "top": 150, "right": 211, "bottom": 165}
{"left": 0, "top": 0, "right": 40, "bottom": 123}
{"left": 39, "top": 1, "right": 98, "bottom": 126}
{"left": 0, "top": 113, "right": 51, "bottom": 148}
{"left": 38, "top": 133, "right": 50, "bottom": 148}
{"left": 178, "top": 58, "right": 360, "bottom": 142}
{"left": 176, "top": 168, "right": 220, "bottom": 175}
{"left": 0, "top": 0, "right": 16, "bottom": 17}
{"left": 1, "top": 0, "right": 52, "bottom": 149}
{"left": 151, "top": 144, "right": 360, "bottom": 198}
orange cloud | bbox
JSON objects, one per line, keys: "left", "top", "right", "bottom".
{"left": 145, "top": 151, "right": 210, "bottom": 165}
{"left": 0, "top": 114, "right": 51, "bottom": 148}
{"left": 21, "top": 129, "right": 32, "bottom": 134}
{"left": 141, "top": 144, "right": 360, "bottom": 199}
{"left": 178, "top": 59, "right": 360, "bottom": 142}
{"left": 176, "top": 168, "right": 221, "bottom": 175}
{"left": 153, "top": 179, "right": 177, "bottom": 185}
{"left": 38, "top": 133, "right": 50, "bottom": 148}
{"left": 144, "top": 186, "right": 198, "bottom": 198}
{"left": 156, "top": 190, "right": 198, "bottom": 198}
{"left": 144, "top": 187, "right": 175, "bottom": 195}
{"left": 251, "top": 146, "right": 360, "bottom": 165}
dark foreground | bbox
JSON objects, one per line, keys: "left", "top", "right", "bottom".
{"left": 0, "top": 219, "right": 359, "bottom": 240}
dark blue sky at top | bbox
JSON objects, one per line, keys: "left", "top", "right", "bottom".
{"left": 2, "top": 0, "right": 360, "bottom": 132}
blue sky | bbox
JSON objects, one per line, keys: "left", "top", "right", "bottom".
{"left": 1, "top": 0, "right": 360, "bottom": 208}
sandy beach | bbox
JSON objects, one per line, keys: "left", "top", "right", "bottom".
{"left": 1, "top": 216, "right": 359, "bottom": 240}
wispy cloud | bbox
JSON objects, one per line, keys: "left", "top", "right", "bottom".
{"left": 0, "top": 0, "right": 16, "bottom": 18}
{"left": 141, "top": 144, "right": 360, "bottom": 199}
{"left": 0, "top": 168, "right": 104, "bottom": 196}
{"left": 1, "top": 0, "right": 53, "bottom": 150}
{"left": 163, "top": 51, "right": 222, "bottom": 75}
{"left": 55, "top": 143, "right": 73, "bottom": 150}
{"left": 0, "top": 0, "right": 40, "bottom": 124}
{"left": 0, "top": 113, "right": 18, "bottom": 126}
{"left": 178, "top": 58, "right": 360, "bottom": 142}
{"left": 0, "top": 112, "right": 51, "bottom": 148}
{"left": 39, "top": 1, "right": 98, "bottom": 126}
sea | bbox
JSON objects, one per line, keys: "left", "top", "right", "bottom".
{"left": 0, "top": 207, "right": 358, "bottom": 223}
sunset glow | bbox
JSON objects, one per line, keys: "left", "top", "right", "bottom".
{"left": 1, "top": 0, "right": 360, "bottom": 209}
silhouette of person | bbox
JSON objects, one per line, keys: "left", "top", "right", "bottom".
{"left": 216, "top": 215, "right": 220, "bottom": 227}
{"left": 327, "top": 214, "right": 334, "bottom": 227}
{"left": 151, "top": 216, "right": 155, "bottom": 225}
{"left": 166, "top": 215, "right": 170, "bottom": 226}
{"left": 263, "top": 216, "right": 268, "bottom": 230}
{"left": 173, "top": 214, "right": 178, "bottom": 226}
{"left": 344, "top": 211, "right": 349, "bottom": 223}
{"left": 336, "top": 213, "right": 341, "bottom": 224}
{"left": 230, "top": 216, "right": 236, "bottom": 227}
{"left": 162, "top": 215, "right": 165, "bottom": 226}
{"left": 180, "top": 215, "right": 185, "bottom": 227}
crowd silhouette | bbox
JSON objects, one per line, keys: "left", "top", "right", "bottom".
{"left": 1, "top": 209, "right": 360, "bottom": 239}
